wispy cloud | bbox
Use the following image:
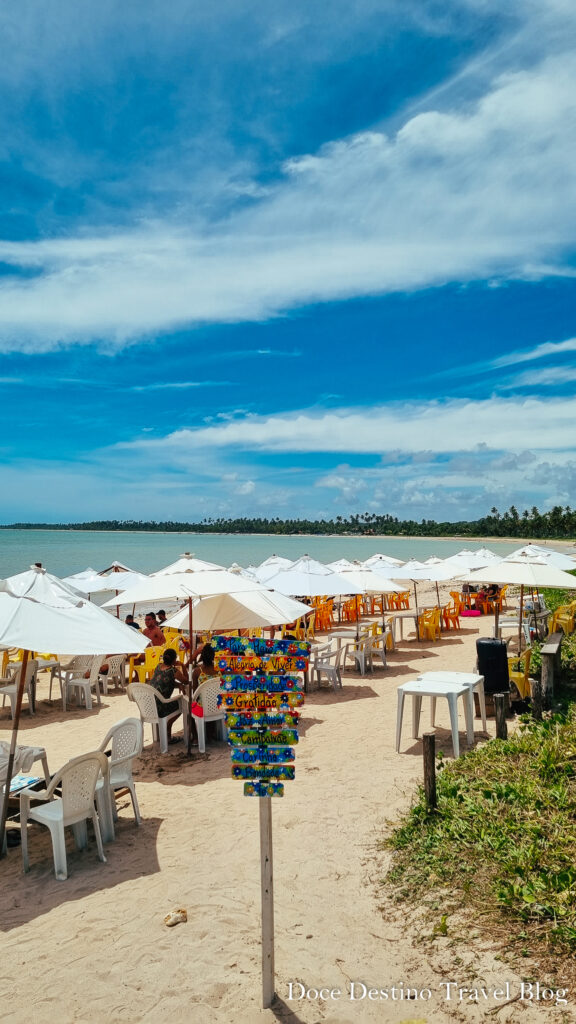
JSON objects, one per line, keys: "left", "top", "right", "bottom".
{"left": 119, "top": 395, "right": 576, "bottom": 456}
{"left": 128, "top": 380, "right": 231, "bottom": 392}
{"left": 0, "top": 37, "right": 576, "bottom": 351}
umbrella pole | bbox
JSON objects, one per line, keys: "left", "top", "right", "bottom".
{"left": 531, "top": 588, "right": 539, "bottom": 642}
{"left": 0, "top": 649, "right": 30, "bottom": 859}
{"left": 355, "top": 594, "right": 359, "bottom": 641}
{"left": 187, "top": 597, "right": 194, "bottom": 757}
{"left": 413, "top": 582, "right": 420, "bottom": 640}
{"left": 518, "top": 585, "right": 525, "bottom": 652}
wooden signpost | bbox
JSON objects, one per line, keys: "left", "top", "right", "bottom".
{"left": 214, "top": 635, "right": 310, "bottom": 1008}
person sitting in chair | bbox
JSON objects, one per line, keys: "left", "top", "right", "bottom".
{"left": 149, "top": 648, "right": 188, "bottom": 743}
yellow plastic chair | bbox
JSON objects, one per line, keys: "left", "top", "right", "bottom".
{"left": 129, "top": 645, "right": 164, "bottom": 684}
{"left": 419, "top": 607, "right": 441, "bottom": 642}
{"left": 554, "top": 606, "right": 575, "bottom": 635}
{"left": 508, "top": 649, "right": 532, "bottom": 699}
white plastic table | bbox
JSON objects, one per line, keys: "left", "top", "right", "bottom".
{"left": 387, "top": 611, "right": 421, "bottom": 641}
{"left": 416, "top": 671, "right": 487, "bottom": 734}
{"left": 396, "top": 679, "right": 475, "bottom": 758}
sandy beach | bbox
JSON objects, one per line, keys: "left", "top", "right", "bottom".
{"left": 0, "top": 593, "right": 569, "bottom": 1024}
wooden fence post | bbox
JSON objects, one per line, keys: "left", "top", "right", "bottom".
{"left": 422, "top": 732, "right": 437, "bottom": 810}
{"left": 494, "top": 694, "right": 508, "bottom": 740}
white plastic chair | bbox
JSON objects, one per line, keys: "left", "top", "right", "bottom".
{"left": 0, "top": 659, "right": 38, "bottom": 718}
{"left": 63, "top": 656, "right": 104, "bottom": 711}
{"left": 364, "top": 631, "right": 388, "bottom": 669}
{"left": 98, "top": 655, "right": 127, "bottom": 695}
{"left": 127, "top": 683, "right": 185, "bottom": 754}
{"left": 20, "top": 751, "right": 109, "bottom": 880}
{"left": 95, "top": 717, "right": 143, "bottom": 840}
{"left": 313, "top": 643, "right": 345, "bottom": 691}
{"left": 53, "top": 655, "right": 92, "bottom": 701}
{"left": 191, "top": 676, "right": 227, "bottom": 753}
{"left": 346, "top": 637, "right": 373, "bottom": 675}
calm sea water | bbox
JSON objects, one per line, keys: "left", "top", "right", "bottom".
{"left": 0, "top": 529, "right": 530, "bottom": 578}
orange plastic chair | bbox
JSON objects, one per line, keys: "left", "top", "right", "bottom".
{"left": 442, "top": 603, "right": 461, "bottom": 630}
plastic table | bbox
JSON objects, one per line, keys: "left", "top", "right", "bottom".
{"left": 396, "top": 678, "right": 475, "bottom": 758}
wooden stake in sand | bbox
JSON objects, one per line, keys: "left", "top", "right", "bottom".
{"left": 259, "top": 797, "right": 275, "bottom": 1008}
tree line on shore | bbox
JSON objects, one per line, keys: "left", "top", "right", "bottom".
{"left": 2, "top": 505, "right": 576, "bottom": 539}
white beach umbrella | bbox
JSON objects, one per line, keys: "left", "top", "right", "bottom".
{"left": 465, "top": 555, "right": 576, "bottom": 590}
{"left": 264, "top": 556, "right": 363, "bottom": 599}
{"left": 152, "top": 552, "right": 226, "bottom": 575}
{"left": 385, "top": 559, "right": 458, "bottom": 616}
{"left": 465, "top": 554, "right": 576, "bottom": 649}
{"left": 62, "top": 570, "right": 149, "bottom": 595}
{"left": 6, "top": 566, "right": 84, "bottom": 604}
{"left": 65, "top": 567, "right": 98, "bottom": 580}
{"left": 363, "top": 552, "right": 404, "bottom": 568}
{"left": 98, "top": 560, "right": 138, "bottom": 574}
{"left": 101, "top": 569, "right": 263, "bottom": 609}
{"left": 329, "top": 562, "right": 401, "bottom": 637}
{"left": 0, "top": 580, "right": 148, "bottom": 854}
{"left": 443, "top": 547, "right": 501, "bottom": 571}
{"left": 505, "top": 544, "right": 576, "bottom": 570}
{"left": 332, "top": 561, "right": 400, "bottom": 594}
{"left": 228, "top": 563, "right": 260, "bottom": 581}
{"left": 423, "top": 556, "right": 444, "bottom": 565}
{"left": 252, "top": 555, "right": 294, "bottom": 582}
{"left": 163, "top": 590, "right": 311, "bottom": 632}
{"left": 326, "top": 558, "right": 355, "bottom": 572}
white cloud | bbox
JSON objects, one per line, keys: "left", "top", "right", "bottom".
{"left": 121, "top": 396, "right": 576, "bottom": 456}
{"left": 1, "top": 41, "right": 576, "bottom": 350}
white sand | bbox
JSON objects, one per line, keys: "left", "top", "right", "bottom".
{"left": 0, "top": 596, "right": 567, "bottom": 1024}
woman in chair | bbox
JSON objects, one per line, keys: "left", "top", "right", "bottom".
{"left": 191, "top": 643, "right": 220, "bottom": 694}
{"left": 149, "top": 648, "right": 187, "bottom": 743}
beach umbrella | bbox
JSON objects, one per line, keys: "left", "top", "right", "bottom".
{"left": 163, "top": 590, "right": 311, "bottom": 632}
{"left": 62, "top": 570, "right": 149, "bottom": 595}
{"left": 326, "top": 558, "right": 355, "bottom": 572}
{"left": 464, "top": 554, "right": 576, "bottom": 649}
{"left": 384, "top": 560, "right": 458, "bottom": 623}
{"left": 505, "top": 544, "right": 576, "bottom": 571}
{"left": 152, "top": 552, "right": 226, "bottom": 575}
{"left": 252, "top": 555, "right": 294, "bottom": 582}
{"left": 0, "top": 578, "right": 148, "bottom": 856}
{"left": 98, "top": 560, "right": 138, "bottom": 574}
{"left": 264, "top": 556, "right": 363, "bottom": 599}
{"left": 61, "top": 570, "right": 151, "bottom": 618}
{"left": 442, "top": 547, "right": 502, "bottom": 571}
{"left": 328, "top": 561, "right": 401, "bottom": 638}
{"left": 6, "top": 566, "right": 83, "bottom": 604}
{"left": 228, "top": 563, "right": 260, "bottom": 581}
{"left": 423, "top": 556, "right": 444, "bottom": 565}
{"left": 363, "top": 552, "right": 404, "bottom": 569}
{"left": 65, "top": 567, "right": 98, "bottom": 580}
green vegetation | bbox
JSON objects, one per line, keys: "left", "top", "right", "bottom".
{"left": 385, "top": 707, "right": 576, "bottom": 984}
{"left": 2, "top": 504, "right": 576, "bottom": 538}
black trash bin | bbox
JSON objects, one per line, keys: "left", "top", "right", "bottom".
{"left": 476, "top": 637, "right": 511, "bottom": 717}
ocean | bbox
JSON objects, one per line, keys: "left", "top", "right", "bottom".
{"left": 0, "top": 528, "right": 534, "bottom": 578}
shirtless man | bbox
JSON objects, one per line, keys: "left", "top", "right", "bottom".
{"left": 142, "top": 612, "right": 166, "bottom": 646}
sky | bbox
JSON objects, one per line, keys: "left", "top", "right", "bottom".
{"left": 1, "top": 0, "right": 576, "bottom": 524}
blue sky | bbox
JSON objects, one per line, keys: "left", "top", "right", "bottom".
{"left": 1, "top": 0, "right": 576, "bottom": 523}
